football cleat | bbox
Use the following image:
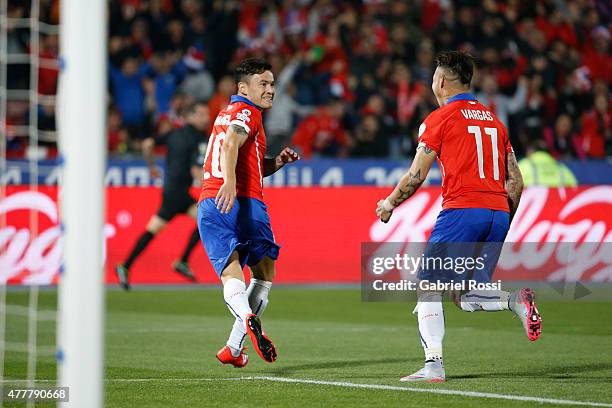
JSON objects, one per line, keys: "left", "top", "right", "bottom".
{"left": 512, "top": 288, "right": 542, "bottom": 341}
{"left": 114, "top": 264, "right": 130, "bottom": 291}
{"left": 400, "top": 360, "right": 445, "bottom": 382}
{"left": 216, "top": 345, "right": 248, "bottom": 368}
{"left": 246, "top": 314, "right": 277, "bottom": 363}
{"left": 172, "top": 261, "right": 197, "bottom": 282}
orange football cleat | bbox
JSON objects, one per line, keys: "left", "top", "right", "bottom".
{"left": 216, "top": 345, "right": 249, "bottom": 368}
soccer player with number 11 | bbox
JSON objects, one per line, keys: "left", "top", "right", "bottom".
{"left": 376, "top": 51, "right": 542, "bottom": 382}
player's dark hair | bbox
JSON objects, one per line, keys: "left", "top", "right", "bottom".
{"left": 434, "top": 51, "right": 475, "bottom": 86}
{"left": 235, "top": 58, "right": 272, "bottom": 84}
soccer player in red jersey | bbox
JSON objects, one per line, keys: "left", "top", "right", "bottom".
{"left": 376, "top": 51, "right": 542, "bottom": 382}
{"left": 198, "top": 59, "right": 299, "bottom": 366}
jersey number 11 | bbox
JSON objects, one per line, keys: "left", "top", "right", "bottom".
{"left": 468, "top": 126, "right": 500, "bottom": 181}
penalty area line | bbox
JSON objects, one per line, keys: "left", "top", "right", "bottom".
{"left": 247, "top": 376, "right": 612, "bottom": 408}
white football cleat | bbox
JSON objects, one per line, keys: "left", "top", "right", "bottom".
{"left": 400, "top": 360, "right": 445, "bottom": 382}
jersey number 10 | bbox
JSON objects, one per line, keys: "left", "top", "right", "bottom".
{"left": 203, "top": 131, "right": 225, "bottom": 179}
{"left": 468, "top": 126, "right": 500, "bottom": 181}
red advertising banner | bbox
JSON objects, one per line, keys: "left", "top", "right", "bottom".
{"left": 2, "top": 186, "right": 611, "bottom": 285}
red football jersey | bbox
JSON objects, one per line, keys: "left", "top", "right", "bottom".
{"left": 418, "top": 94, "right": 513, "bottom": 211}
{"left": 199, "top": 96, "right": 266, "bottom": 202}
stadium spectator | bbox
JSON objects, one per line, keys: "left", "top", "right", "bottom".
{"left": 128, "top": 18, "right": 153, "bottom": 60}
{"left": 108, "top": 55, "right": 149, "bottom": 138}
{"left": 265, "top": 58, "right": 314, "bottom": 154}
{"left": 475, "top": 74, "right": 528, "bottom": 128}
{"left": 180, "top": 47, "right": 215, "bottom": 102}
{"left": 391, "top": 62, "right": 424, "bottom": 130}
{"left": 579, "top": 93, "right": 611, "bottom": 159}
{"left": 37, "top": 102, "right": 55, "bottom": 133}
{"left": 359, "top": 93, "right": 397, "bottom": 149}
{"left": 412, "top": 39, "right": 435, "bottom": 84}
{"left": 107, "top": 108, "right": 128, "bottom": 155}
{"left": 6, "top": 2, "right": 29, "bottom": 91}
{"left": 154, "top": 92, "right": 190, "bottom": 145}
{"left": 166, "top": 19, "right": 190, "bottom": 53}
{"left": 350, "top": 114, "right": 389, "bottom": 158}
{"left": 204, "top": 0, "right": 240, "bottom": 80}
{"left": 146, "top": 51, "right": 187, "bottom": 117}
{"left": 582, "top": 26, "right": 611, "bottom": 85}
{"left": 38, "top": 34, "right": 59, "bottom": 96}
{"left": 516, "top": 75, "right": 547, "bottom": 142}
{"left": 544, "top": 114, "right": 584, "bottom": 159}
{"left": 207, "top": 75, "right": 235, "bottom": 124}
{"left": 292, "top": 98, "right": 349, "bottom": 159}
{"left": 5, "top": 0, "right": 611, "bottom": 161}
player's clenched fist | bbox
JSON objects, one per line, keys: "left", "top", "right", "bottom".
{"left": 376, "top": 199, "right": 394, "bottom": 223}
{"left": 215, "top": 182, "right": 237, "bottom": 213}
{"left": 276, "top": 147, "right": 300, "bottom": 166}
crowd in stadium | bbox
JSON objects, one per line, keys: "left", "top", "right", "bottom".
{"left": 4, "top": 0, "right": 611, "bottom": 160}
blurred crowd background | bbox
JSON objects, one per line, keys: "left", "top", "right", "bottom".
{"left": 3, "top": 0, "right": 611, "bottom": 161}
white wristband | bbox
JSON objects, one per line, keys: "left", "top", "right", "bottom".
{"left": 382, "top": 198, "right": 395, "bottom": 212}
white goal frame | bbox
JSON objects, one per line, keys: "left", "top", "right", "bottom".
{"left": 57, "top": 0, "right": 106, "bottom": 407}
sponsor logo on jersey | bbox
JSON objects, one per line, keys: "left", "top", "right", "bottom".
{"left": 236, "top": 109, "right": 252, "bottom": 123}
{"left": 214, "top": 114, "right": 232, "bottom": 127}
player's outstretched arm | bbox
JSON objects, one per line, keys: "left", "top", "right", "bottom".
{"left": 505, "top": 151, "right": 524, "bottom": 224}
{"left": 263, "top": 147, "right": 300, "bottom": 177}
{"left": 216, "top": 124, "right": 248, "bottom": 213}
{"left": 376, "top": 143, "right": 437, "bottom": 223}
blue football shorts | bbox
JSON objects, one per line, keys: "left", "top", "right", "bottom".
{"left": 417, "top": 208, "right": 509, "bottom": 284}
{"left": 197, "top": 197, "right": 280, "bottom": 278}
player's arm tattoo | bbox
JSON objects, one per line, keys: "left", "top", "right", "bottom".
{"left": 505, "top": 152, "right": 524, "bottom": 224}
{"left": 419, "top": 144, "right": 434, "bottom": 155}
{"left": 388, "top": 144, "right": 437, "bottom": 208}
{"left": 392, "top": 169, "right": 425, "bottom": 207}
{"left": 230, "top": 124, "right": 249, "bottom": 140}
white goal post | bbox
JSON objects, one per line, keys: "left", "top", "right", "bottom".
{"left": 57, "top": 0, "right": 106, "bottom": 407}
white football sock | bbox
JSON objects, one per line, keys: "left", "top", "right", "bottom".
{"left": 247, "top": 279, "right": 272, "bottom": 316}
{"left": 460, "top": 290, "right": 511, "bottom": 312}
{"left": 226, "top": 320, "right": 247, "bottom": 357}
{"left": 223, "top": 278, "right": 252, "bottom": 328}
{"left": 226, "top": 279, "right": 272, "bottom": 356}
{"left": 414, "top": 292, "right": 445, "bottom": 362}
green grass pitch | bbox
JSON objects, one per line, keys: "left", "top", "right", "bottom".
{"left": 4, "top": 287, "right": 612, "bottom": 407}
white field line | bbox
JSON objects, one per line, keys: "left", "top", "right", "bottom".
{"left": 251, "top": 376, "right": 612, "bottom": 407}
{"left": 1, "top": 376, "right": 611, "bottom": 407}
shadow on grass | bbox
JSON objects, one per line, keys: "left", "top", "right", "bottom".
{"left": 452, "top": 362, "right": 612, "bottom": 381}
{"left": 272, "top": 357, "right": 420, "bottom": 376}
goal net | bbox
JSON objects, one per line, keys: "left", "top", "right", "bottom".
{"left": 1, "top": 0, "right": 105, "bottom": 406}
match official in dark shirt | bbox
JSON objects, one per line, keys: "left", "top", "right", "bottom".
{"left": 115, "top": 101, "right": 209, "bottom": 290}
